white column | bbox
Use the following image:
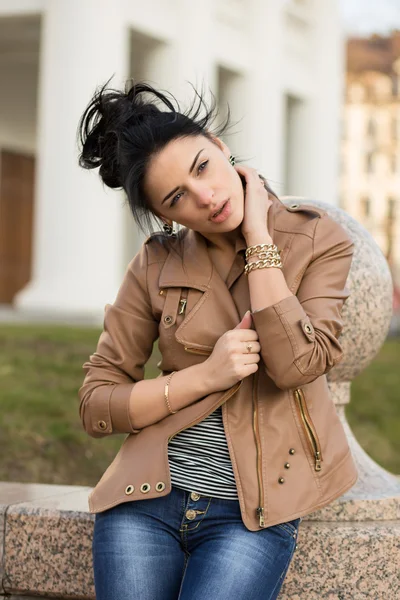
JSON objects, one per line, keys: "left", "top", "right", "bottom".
{"left": 16, "top": 0, "right": 129, "bottom": 318}
{"left": 308, "top": 0, "right": 344, "bottom": 206}
{"left": 170, "top": 0, "right": 218, "bottom": 110}
{"left": 240, "top": 0, "right": 286, "bottom": 189}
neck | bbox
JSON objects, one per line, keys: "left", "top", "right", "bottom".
{"left": 201, "top": 224, "right": 243, "bottom": 253}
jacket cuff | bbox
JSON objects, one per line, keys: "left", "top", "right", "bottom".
{"left": 88, "top": 382, "right": 139, "bottom": 435}
{"left": 251, "top": 294, "right": 324, "bottom": 389}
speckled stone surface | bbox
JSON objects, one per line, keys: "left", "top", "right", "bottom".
{"left": 280, "top": 521, "right": 400, "bottom": 599}
{"left": 0, "top": 482, "right": 88, "bottom": 597}
{"left": 0, "top": 512, "right": 5, "bottom": 595}
{"left": 1, "top": 482, "right": 400, "bottom": 599}
{"left": 1, "top": 483, "right": 94, "bottom": 599}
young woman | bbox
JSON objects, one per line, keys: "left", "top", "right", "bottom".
{"left": 78, "top": 79, "right": 358, "bottom": 600}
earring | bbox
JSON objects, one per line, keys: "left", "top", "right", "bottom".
{"left": 162, "top": 221, "right": 177, "bottom": 238}
{"left": 229, "top": 154, "right": 236, "bottom": 166}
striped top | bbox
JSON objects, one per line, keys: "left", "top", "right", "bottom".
{"left": 167, "top": 405, "right": 239, "bottom": 500}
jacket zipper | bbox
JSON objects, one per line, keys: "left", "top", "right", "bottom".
{"left": 253, "top": 369, "right": 265, "bottom": 527}
{"left": 178, "top": 299, "right": 187, "bottom": 315}
{"left": 167, "top": 363, "right": 265, "bottom": 529}
{"left": 167, "top": 380, "right": 242, "bottom": 442}
{"left": 294, "top": 388, "right": 323, "bottom": 471}
{"left": 184, "top": 346, "right": 212, "bottom": 356}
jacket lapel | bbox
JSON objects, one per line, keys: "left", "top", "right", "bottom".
{"left": 158, "top": 194, "right": 282, "bottom": 352}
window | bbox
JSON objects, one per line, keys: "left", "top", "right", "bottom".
{"left": 392, "top": 76, "right": 398, "bottom": 98}
{"left": 360, "top": 197, "right": 371, "bottom": 218}
{"left": 391, "top": 153, "right": 397, "bottom": 174}
{"left": 392, "top": 116, "right": 398, "bottom": 140}
{"left": 341, "top": 117, "right": 346, "bottom": 140}
{"left": 387, "top": 197, "right": 397, "bottom": 221}
{"left": 367, "top": 117, "right": 376, "bottom": 138}
{"left": 366, "top": 152, "right": 374, "bottom": 173}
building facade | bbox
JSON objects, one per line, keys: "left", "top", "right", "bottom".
{"left": 0, "top": 0, "right": 344, "bottom": 319}
{"left": 341, "top": 31, "right": 400, "bottom": 292}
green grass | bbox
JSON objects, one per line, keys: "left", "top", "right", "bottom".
{"left": 347, "top": 337, "right": 400, "bottom": 475}
{"left": 0, "top": 324, "right": 399, "bottom": 487}
{"left": 0, "top": 324, "right": 160, "bottom": 486}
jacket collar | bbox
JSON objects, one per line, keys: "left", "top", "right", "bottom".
{"left": 158, "top": 192, "right": 282, "bottom": 291}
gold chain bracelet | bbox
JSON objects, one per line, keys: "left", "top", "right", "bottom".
{"left": 249, "top": 250, "right": 280, "bottom": 260}
{"left": 244, "top": 256, "right": 283, "bottom": 275}
{"left": 165, "top": 371, "right": 178, "bottom": 414}
{"left": 245, "top": 243, "right": 280, "bottom": 258}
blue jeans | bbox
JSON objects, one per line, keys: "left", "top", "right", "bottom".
{"left": 92, "top": 485, "right": 301, "bottom": 600}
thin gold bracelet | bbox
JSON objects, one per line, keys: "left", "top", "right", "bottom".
{"left": 165, "top": 371, "right": 178, "bottom": 414}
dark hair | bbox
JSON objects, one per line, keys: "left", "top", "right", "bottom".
{"left": 77, "top": 77, "right": 279, "bottom": 250}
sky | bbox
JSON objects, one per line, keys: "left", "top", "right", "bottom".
{"left": 340, "top": 0, "right": 400, "bottom": 35}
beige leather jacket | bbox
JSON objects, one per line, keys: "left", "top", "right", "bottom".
{"left": 79, "top": 194, "right": 358, "bottom": 531}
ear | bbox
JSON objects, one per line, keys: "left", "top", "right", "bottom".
{"left": 209, "top": 134, "right": 231, "bottom": 159}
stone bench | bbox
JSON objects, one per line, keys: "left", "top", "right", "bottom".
{"left": 1, "top": 479, "right": 399, "bottom": 599}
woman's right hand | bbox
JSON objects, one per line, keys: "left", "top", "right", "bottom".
{"left": 201, "top": 311, "right": 261, "bottom": 392}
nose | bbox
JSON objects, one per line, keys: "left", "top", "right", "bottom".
{"left": 193, "top": 184, "right": 214, "bottom": 208}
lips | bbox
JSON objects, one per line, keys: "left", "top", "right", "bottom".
{"left": 210, "top": 199, "right": 228, "bottom": 220}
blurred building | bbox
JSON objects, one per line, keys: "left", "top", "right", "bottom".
{"left": 341, "top": 31, "right": 400, "bottom": 293}
{"left": 0, "top": 0, "right": 344, "bottom": 319}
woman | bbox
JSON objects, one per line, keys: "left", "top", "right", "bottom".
{"left": 78, "top": 79, "right": 358, "bottom": 600}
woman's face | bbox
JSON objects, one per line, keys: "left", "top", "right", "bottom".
{"left": 143, "top": 134, "right": 245, "bottom": 235}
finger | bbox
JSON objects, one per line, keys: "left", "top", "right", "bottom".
{"left": 241, "top": 341, "right": 261, "bottom": 354}
{"left": 242, "top": 354, "right": 261, "bottom": 366}
{"left": 234, "top": 329, "right": 259, "bottom": 341}
{"left": 234, "top": 311, "right": 252, "bottom": 330}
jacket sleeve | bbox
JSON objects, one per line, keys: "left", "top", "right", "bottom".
{"left": 78, "top": 243, "right": 159, "bottom": 438}
{"left": 251, "top": 213, "right": 354, "bottom": 390}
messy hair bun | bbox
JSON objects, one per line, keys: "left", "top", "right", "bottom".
{"left": 77, "top": 77, "right": 235, "bottom": 236}
{"left": 77, "top": 77, "right": 278, "bottom": 238}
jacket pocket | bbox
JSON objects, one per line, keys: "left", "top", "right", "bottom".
{"left": 293, "top": 387, "right": 323, "bottom": 472}
{"left": 183, "top": 346, "right": 212, "bottom": 356}
{"left": 274, "top": 518, "right": 301, "bottom": 538}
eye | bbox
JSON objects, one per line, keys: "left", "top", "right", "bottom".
{"left": 170, "top": 192, "right": 183, "bottom": 208}
{"left": 170, "top": 160, "right": 209, "bottom": 208}
{"left": 198, "top": 160, "right": 208, "bottom": 173}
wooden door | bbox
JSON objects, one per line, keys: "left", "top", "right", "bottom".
{"left": 0, "top": 149, "right": 35, "bottom": 304}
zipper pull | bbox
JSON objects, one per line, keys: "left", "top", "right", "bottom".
{"left": 256, "top": 507, "right": 265, "bottom": 527}
{"left": 315, "top": 451, "right": 322, "bottom": 471}
{"left": 178, "top": 299, "right": 187, "bottom": 315}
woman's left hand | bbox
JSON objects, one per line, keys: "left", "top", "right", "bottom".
{"left": 234, "top": 163, "right": 273, "bottom": 244}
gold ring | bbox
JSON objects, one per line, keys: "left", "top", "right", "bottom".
{"left": 246, "top": 343, "right": 252, "bottom": 353}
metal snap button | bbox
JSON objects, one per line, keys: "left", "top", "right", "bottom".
{"left": 185, "top": 509, "right": 197, "bottom": 520}
{"left": 190, "top": 492, "right": 201, "bottom": 501}
{"left": 284, "top": 462, "right": 290, "bottom": 469}
{"left": 278, "top": 477, "right": 285, "bottom": 484}
{"left": 125, "top": 485, "right": 134, "bottom": 495}
{"left": 97, "top": 420, "right": 107, "bottom": 430}
{"left": 289, "top": 448, "right": 295, "bottom": 455}
{"left": 156, "top": 481, "right": 166, "bottom": 492}
{"left": 304, "top": 323, "right": 313, "bottom": 334}
{"left": 164, "top": 315, "right": 173, "bottom": 324}
{"left": 140, "top": 483, "right": 151, "bottom": 493}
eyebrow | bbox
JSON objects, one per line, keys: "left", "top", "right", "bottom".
{"left": 161, "top": 148, "right": 205, "bottom": 205}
